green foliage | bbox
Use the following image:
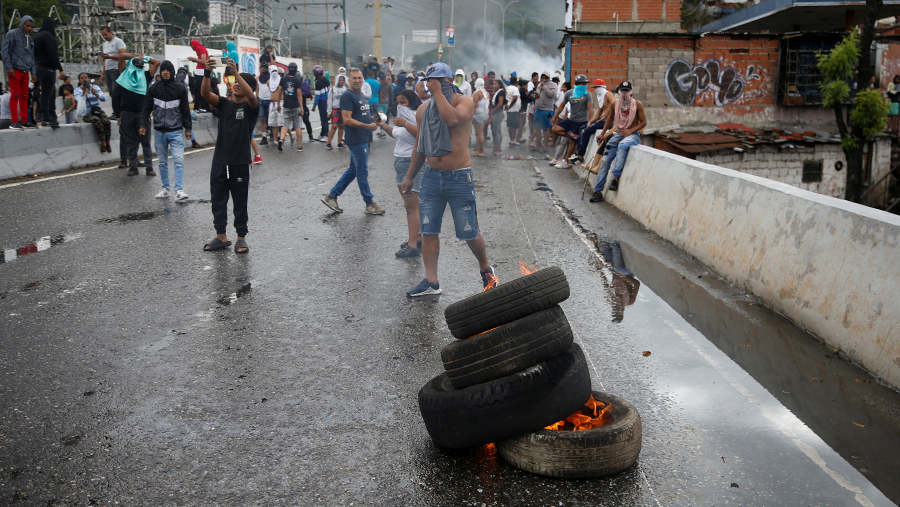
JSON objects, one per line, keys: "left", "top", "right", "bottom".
{"left": 849, "top": 89, "right": 889, "bottom": 140}
{"left": 500, "top": 19, "right": 543, "bottom": 41}
{"left": 817, "top": 29, "right": 859, "bottom": 108}
{"left": 159, "top": 0, "right": 208, "bottom": 36}
{"left": 2, "top": 0, "right": 67, "bottom": 26}
{"left": 412, "top": 48, "right": 441, "bottom": 72}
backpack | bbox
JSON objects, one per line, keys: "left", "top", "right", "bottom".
{"left": 301, "top": 80, "right": 312, "bottom": 99}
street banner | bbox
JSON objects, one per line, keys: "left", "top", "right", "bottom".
{"left": 437, "top": 43, "right": 443, "bottom": 54}
{"left": 446, "top": 25, "right": 454, "bottom": 37}
{"left": 236, "top": 35, "right": 260, "bottom": 76}
{"left": 339, "top": 20, "right": 348, "bottom": 34}
{"left": 447, "top": 37, "right": 454, "bottom": 47}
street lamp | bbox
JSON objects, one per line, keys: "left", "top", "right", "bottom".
{"left": 487, "top": 0, "right": 521, "bottom": 66}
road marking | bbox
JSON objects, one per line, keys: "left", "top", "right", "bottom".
{"left": 0, "top": 147, "right": 216, "bottom": 189}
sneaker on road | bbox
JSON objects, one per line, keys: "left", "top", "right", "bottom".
{"left": 395, "top": 244, "right": 421, "bottom": 258}
{"left": 155, "top": 188, "right": 171, "bottom": 199}
{"left": 127, "top": 167, "right": 139, "bottom": 177}
{"left": 252, "top": 155, "right": 263, "bottom": 164}
{"left": 407, "top": 278, "right": 442, "bottom": 297}
{"left": 277, "top": 140, "right": 283, "bottom": 152}
{"left": 399, "top": 240, "right": 422, "bottom": 250}
{"left": 321, "top": 194, "right": 343, "bottom": 213}
{"left": 318, "top": 135, "right": 329, "bottom": 142}
{"left": 145, "top": 167, "right": 156, "bottom": 176}
{"left": 297, "top": 145, "right": 303, "bottom": 152}
{"left": 589, "top": 191, "right": 604, "bottom": 202}
{"left": 9, "top": 122, "right": 23, "bottom": 129}
{"left": 555, "top": 161, "right": 570, "bottom": 169}
{"left": 337, "top": 142, "right": 345, "bottom": 149}
{"left": 481, "top": 266, "right": 499, "bottom": 290}
{"left": 364, "top": 202, "right": 385, "bottom": 215}
{"left": 548, "top": 158, "right": 558, "bottom": 166}
{"left": 118, "top": 161, "right": 128, "bottom": 169}
{"left": 260, "top": 137, "right": 268, "bottom": 146}
{"left": 22, "top": 122, "right": 38, "bottom": 129}
{"left": 175, "top": 190, "right": 189, "bottom": 202}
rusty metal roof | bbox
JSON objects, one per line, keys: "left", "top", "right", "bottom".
{"left": 655, "top": 132, "right": 744, "bottom": 154}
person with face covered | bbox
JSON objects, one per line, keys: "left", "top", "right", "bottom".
{"left": 454, "top": 69, "right": 471, "bottom": 97}
{"left": 326, "top": 71, "right": 348, "bottom": 149}
{"left": 401, "top": 63, "right": 498, "bottom": 297}
{"left": 590, "top": 81, "right": 646, "bottom": 202}
{"left": 574, "top": 79, "right": 615, "bottom": 161}
{"left": 115, "top": 53, "right": 160, "bottom": 176}
{"left": 550, "top": 74, "right": 593, "bottom": 169}
{"left": 2, "top": 16, "right": 37, "bottom": 128}
{"left": 380, "top": 89, "right": 424, "bottom": 258}
{"left": 141, "top": 60, "right": 193, "bottom": 200}
{"left": 34, "top": 17, "right": 66, "bottom": 129}
{"left": 471, "top": 78, "right": 489, "bottom": 157}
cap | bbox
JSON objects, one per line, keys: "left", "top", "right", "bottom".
{"left": 593, "top": 78, "right": 606, "bottom": 87}
{"left": 455, "top": 68, "right": 465, "bottom": 76}
{"left": 575, "top": 74, "right": 589, "bottom": 84}
{"left": 510, "top": 71, "right": 517, "bottom": 78}
{"left": 424, "top": 62, "right": 453, "bottom": 79}
{"left": 619, "top": 80, "right": 633, "bottom": 91}
{"left": 541, "top": 70, "right": 551, "bottom": 77}
{"left": 288, "top": 62, "right": 298, "bottom": 70}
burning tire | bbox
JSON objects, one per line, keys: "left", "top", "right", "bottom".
{"left": 444, "top": 266, "right": 570, "bottom": 339}
{"left": 496, "top": 391, "right": 642, "bottom": 479}
{"left": 418, "top": 343, "right": 591, "bottom": 449}
{"left": 441, "top": 305, "right": 574, "bottom": 389}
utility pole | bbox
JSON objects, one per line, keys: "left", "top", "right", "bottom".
{"left": 325, "top": 0, "right": 331, "bottom": 53}
{"left": 342, "top": 0, "right": 347, "bottom": 68}
{"left": 374, "top": 0, "right": 382, "bottom": 59}
{"left": 304, "top": 0, "right": 310, "bottom": 54}
{"left": 449, "top": 0, "right": 454, "bottom": 68}
{"left": 482, "top": 0, "right": 487, "bottom": 77}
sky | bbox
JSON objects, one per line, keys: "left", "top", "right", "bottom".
{"left": 272, "top": 0, "right": 566, "bottom": 74}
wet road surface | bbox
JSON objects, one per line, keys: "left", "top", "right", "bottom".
{"left": 1, "top": 136, "right": 898, "bottom": 506}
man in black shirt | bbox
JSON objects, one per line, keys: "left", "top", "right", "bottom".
{"left": 201, "top": 57, "right": 258, "bottom": 254}
{"left": 114, "top": 53, "right": 160, "bottom": 175}
{"left": 276, "top": 62, "right": 305, "bottom": 152}
{"left": 33, "top": 17, "right": 66, "bottom": 129}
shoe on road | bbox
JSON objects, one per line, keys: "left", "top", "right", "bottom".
{"left": 481, "top": 266, "right": 499, "bottom": 290}
{"left": 297, "top": 145, "right": 303, "bottom": 152}
{"left": 548, "top": 159, "right": 558, "bottom": 166}
{"left": 9, "top": 122, "right": 23, "bottom": 129}
{"left": 22, "top": 122, "right": 38, "bottom": 129}
{"left": 321, "top": 195, "right": 343, "bottom": 213}
{"left": 118, "top": 161, "right": 128, "bottom": 169}
{"left": 589, "top": 191, "right": 604, "bottom": 202}
{"left": 318, "top": 135, "right": 329, "bottom": 142}
{"left": 364, "top": 202, "right": 385, "bottom": 215}
{"left": 395, "top": 244, "right": 421, "bottom": 258}
{"left": 407, "top": 278, "right": 442, "bottom": 297}
{"left": 252, "top": 155, "right": 263, "bottom": 164}
{"left": 260, "top": 137, "right": 268, "bottom": 146}
{"left": 145, "top": 167, "right": 156, "bottom": 176}
{"left": 555, "top": 161, "right": 570, "bottom": 169}
{"left": 155, "top": 188, "right": 171, "bottom": 199}
{"left": 174, "top": 190, "right": 189, "bottom": 202}
{"left": 399, "top": 240, "right": 422, "bottom": 250}
{"left": 277, "top": 140, "right": 283, "bottom": 152}
{"left": 191, "top": 139, "right": 202, "bottom": 149}
{"left": 127, "top": 167, "right": 139, "bottom": 177}
{"left": 48, "top": 121, "right": 60, "bottom": 129}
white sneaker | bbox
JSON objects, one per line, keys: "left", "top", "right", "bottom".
{"left": 555, "top": 161, "right": 570, "bottom": 169}
{"left": 174, "top": 190, "right": 189, "bottom": 202}
{"left": 548, "top": 159, "right": 558, "bottom": 166}
{"left": 318, "top": 135, "right": 329, "bottom": 142}
{"left": 155, "top": 188, "right": 171, "bottom": 199}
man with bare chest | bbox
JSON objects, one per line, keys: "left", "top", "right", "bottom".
{"left": 401, "top": 63, "right": 499, "bottom": 297}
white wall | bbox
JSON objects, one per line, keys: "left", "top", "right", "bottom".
{"left": 597, "top": 146, "right": 900, "bottom": 390}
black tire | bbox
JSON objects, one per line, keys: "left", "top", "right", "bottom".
{"left": 418, "top": 344, "right": 591, "bottom": 449}
{"left": 444, "top": 266, "right": 569, "bottom": 339}
{"left": 442, "top": 306, "right": 575, "bottom": 389}
{"left": 496, "top": 391, "right": 642, "bottom": 479}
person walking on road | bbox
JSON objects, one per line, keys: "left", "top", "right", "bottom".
{"left": 590, "top": 81, "right": 647, "bottom": 202}
{"left": 33, "top": 17, "right": 66, "bottom": 129}
{"left": 99, "top": 26, "right": 127, "bottom": 120}
{"left": 200, "top": 57, "right": 258, "bottom": 254}
{"left": 74, "top": 72, "right": 111, "bottom": 152}
{"left": 141, "top": 60, "right": 192, "bottom": 197}
{"left": 2, "top": 16, "right": 37, "bottom": 129}
{"left": 488, "top": 79, "right": 506, "bottom": 155}
{"left": 321, "top": 68, "right": 386, "bottom": 216}
{"left": 312, "top": 65, "right": 330, "bottom": 141}
{"left": 471, "top": 78, "right": 489, "bottom": 157}
{"left": 276, "top": 62, "right": 305, "bottom": 152}
{"left": 326, "top": 72, "right": 348, "bottom": 149}
{"left": 402, "top": 63, "right": 499, "bottom": 296}
{"left": 380, "top": 89, "right": 423, "bottom": 257}
{"left": 117, "top": 54, "right": 160, "bottom": 176}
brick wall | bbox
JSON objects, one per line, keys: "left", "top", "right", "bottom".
{"left": 574, "top": 0, "right": 681, "bottom": 22}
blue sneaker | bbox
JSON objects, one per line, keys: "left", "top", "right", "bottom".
{"left": 407, "top": 278, "right": 442, "bottom": 297}
{"left": 481, "top": 266, "right": 499, "bottom": 290}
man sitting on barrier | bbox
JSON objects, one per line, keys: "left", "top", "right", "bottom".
{"left": 590, "top": 81, "right": 646, "bottom": 203}
{"left": 573, "top": 79, "right": 614, "bottom": 162}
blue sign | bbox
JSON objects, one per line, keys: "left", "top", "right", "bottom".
{"left": 447, "top": 37, "right": 455, "bottom": 47}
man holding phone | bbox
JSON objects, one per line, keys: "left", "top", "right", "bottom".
{"left": 321, "top": 67, "right": 385, "bottom": 215}
{"left": 99, "top": 26, "right": 127, "bottom": 120}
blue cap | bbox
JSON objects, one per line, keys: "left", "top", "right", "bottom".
{"left": 424, "top": 62, "right": 453, "bottom": 79}
{"left": 510, "top": 71, "right": 517, "bottom": 78}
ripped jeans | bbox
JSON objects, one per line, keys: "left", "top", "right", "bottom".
{"left": 418, "top": 165, "right": 479, "bottom": 241}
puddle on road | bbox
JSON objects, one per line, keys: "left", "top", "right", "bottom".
{"left": 99, "top": 210, "right": 170, "bottom": 224}
{"left": 217, "top": 282, "right": 252, "bottom": 306}
{"left": 1, "top": 233, "right": 83, "bottom": 264}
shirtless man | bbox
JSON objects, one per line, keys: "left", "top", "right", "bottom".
{"left": 590, "top": 80, "right": 647, "bottom": 202}
{"left": 401, "top": 63, "right": 499, "bottom": 297}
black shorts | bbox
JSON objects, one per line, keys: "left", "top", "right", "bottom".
{"left": 507, "top": 111, "right": 520, "bottom": 129}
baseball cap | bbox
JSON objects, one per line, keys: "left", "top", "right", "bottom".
{"left": 619, "top": 80, "right": 633, "bottom": 91}
{"left": 593, "top": 78, "right": 606, "bottom": 87}
{"left": 424, "top": 62, "right": 453, "bottom": 79}
{"left": 510, "top": 71, "right": 517, "bottom": 78}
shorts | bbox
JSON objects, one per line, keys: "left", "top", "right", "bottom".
{"left": 474, "top": 112, "right": 489, "bottom": 125}
{"left": 557, "top": 118, "right": 587, "bottom": 137}
{"left": 283, "top": 107, "right": 302, "bottom": 130}
{"left": 507, "top": 111, "right": 520, "bottom": 129}
{"left": 534, "top": 109, "right": 553, "bottom": 130}
{"left": 268, "top": 102, "right": 283, "bottom": 127}
{"left": 258, "top": 99, "right": 271, "bottom": 119}
{"left": 378, "top": 104, "right": 389, "bottom": 114}
{"left": 394, "top": 156, "right": 423, "bottom": 193}
{"left": 331, "top": 108, "right": 343, "bottom": 125}
{"left": 418, "top": 165, "right": 479, "bottom": 241}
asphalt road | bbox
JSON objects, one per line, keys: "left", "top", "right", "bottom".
{"left": 1, "top": 133, "right": 898, "bottom": 506}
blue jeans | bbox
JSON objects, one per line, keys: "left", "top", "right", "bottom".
{"left": 595, "top": 132, "right": 641, "bottom": 192}
{"left": 330, "top": 143, "right": 373, "bottom": 204}
{"left": 157, "top": 130, "right": 186, "bottom": 192}
{"left": 418, "top": 165, "right": 479, "bottom": 241}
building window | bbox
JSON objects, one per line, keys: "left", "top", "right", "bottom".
{"left": 778, "top": 36, "right": 839, "bottom": 106}
{"left": 802, "top": 160, "right": 823, "bottom": 183}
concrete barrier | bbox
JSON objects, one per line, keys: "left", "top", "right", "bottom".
{"left": 0, "top": 113, "right": 220, "bottom": 180}
{"left": 589, "top": 145, "right": 900, "bottom": 390}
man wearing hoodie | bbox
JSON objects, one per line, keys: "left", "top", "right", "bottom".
{"left": 140, "top": 60, "right": 193, "bottom": 201}
{"left": 33, "top": 17, "right": 66, "bottom": 129}
{"left": 2, "top": 16, "right": 37, "bottom": 129}
{"left": 311, "top": 65, "right": 330, "bottom": 141}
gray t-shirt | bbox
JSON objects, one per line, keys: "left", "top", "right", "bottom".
{"left": 102, "top": 37, "right": 126, "bottom": 70}
{"left": 565, "top": 89, "right": 591, "bottom": 123}
{"left": 534, "top": 81, "right": 558, "bottom": 111}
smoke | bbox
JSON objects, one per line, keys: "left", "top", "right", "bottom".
{"left": 467, "top": 19, "right": 563, "bottom": 78}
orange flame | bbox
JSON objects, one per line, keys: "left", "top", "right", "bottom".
{"left": 544, "top": 395, "right": 613, "bottom": 431}
{"left": 519, "top": 261, "right": 538, "bottom": 275}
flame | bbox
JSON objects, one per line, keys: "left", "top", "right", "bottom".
{"left": 544, "top": 395, "right": 613, "bottom": 431}
{"left": 483, "top": 271, "right": 500, "bottom": 291}
{"left": 519, "top": 261, "right": 538, "bottom": 275}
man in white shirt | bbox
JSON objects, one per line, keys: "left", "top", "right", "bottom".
{"left": 506, "top": 79, "right": 521, "bottom": 146}
{"left": 98, "top": 26, "right": 127, "bottom": 120}
{"left": 257, "top": 63, "right": 274, "bottom": 145}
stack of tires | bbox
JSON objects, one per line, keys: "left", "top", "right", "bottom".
{"left": 417, "top": 266, "right": 642, "bottom": 479}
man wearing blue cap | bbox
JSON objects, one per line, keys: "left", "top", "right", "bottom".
{"left": 401, "top": 62, "right": 499, "bottom": 297}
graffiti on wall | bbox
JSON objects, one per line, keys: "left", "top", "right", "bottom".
{"left": 664, "top": 58, "right": 762, "bottom": 107}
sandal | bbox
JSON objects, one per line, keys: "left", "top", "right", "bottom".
{"left": 203, "top": 237, "right": 232, "bottom": 251}
{"left": 234, "top": 239, "right": 249, "bottom": 254}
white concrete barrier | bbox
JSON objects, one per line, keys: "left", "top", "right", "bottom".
{"left": 0, "top": 113, "right": 220, "bottom": 180}
{"left": 596, "top": 146, "right": 900, "bottom": 390}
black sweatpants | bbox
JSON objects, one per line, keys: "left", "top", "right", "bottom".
{"left": 210, "top": 163, "right": 250, "bottom": 237}
{"left": 36, "top": 67, "right": 57, "bottom": 123}
{"left": 301, "top": 107, "right": 314, "bottom": 139}
{"left": 577, "top": 121, "right": 603, "bottom": 158}
{"left": 119, "top": 110, "right": 152, "bottom": 168}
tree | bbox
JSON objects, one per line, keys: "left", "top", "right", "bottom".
{"left": 2, "top": 0, "right": 67, "bottom": 27}
{"left": 159, "top": 0, "right": 207, "bottom": 37}
{"left": 818, "top": 0, "right": 886, "bottom": 203}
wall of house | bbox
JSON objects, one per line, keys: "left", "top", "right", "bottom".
{"left": 571, "top": 0, "right": 682, "bottom": 32}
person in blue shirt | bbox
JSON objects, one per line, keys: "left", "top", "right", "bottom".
{"left": 365, "top": 68, "right": 381, "bottom": 109}
{"left": 73, "top": 72, "right": 111, "bottom": 152}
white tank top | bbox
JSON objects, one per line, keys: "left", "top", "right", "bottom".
{"left": 475, "top": 93, "right": 488, "bottom": 115}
